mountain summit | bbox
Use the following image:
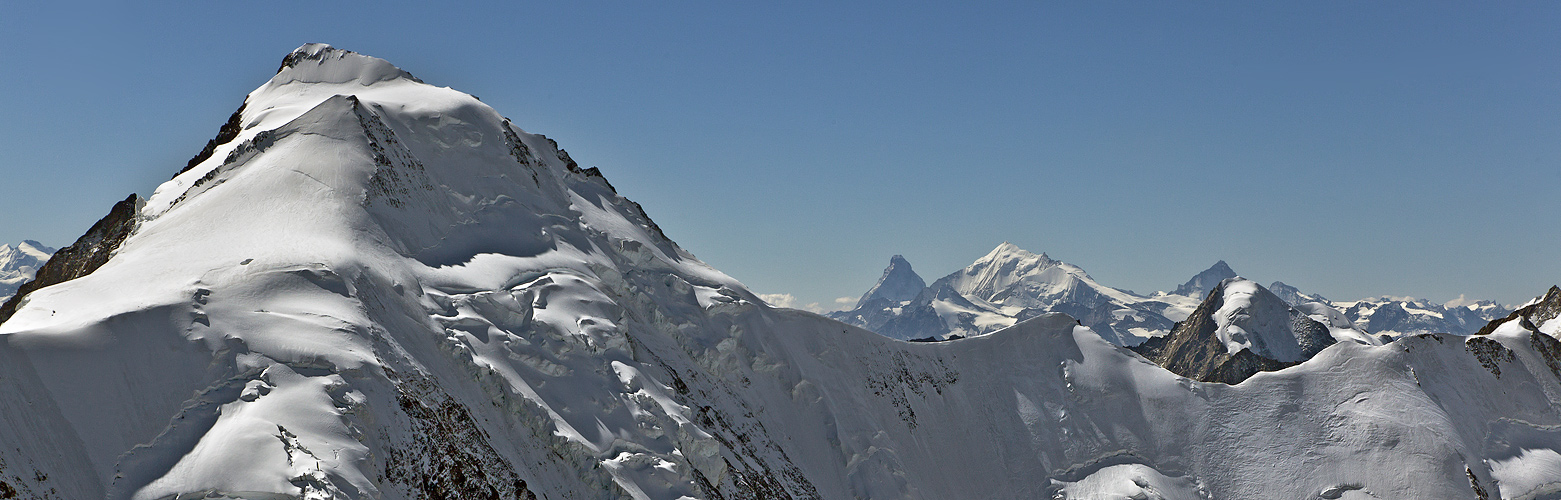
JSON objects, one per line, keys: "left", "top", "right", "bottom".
{"left": 854, "top": 254, "right": 924, "bottom": 308}
{"left": 1173, "top": 260, "right": 1237, "bottom": 299}
{"left": 0, "top": 240, "right": 53, "bottom": 301}
{"left": 832, "top": 243, "right": 1196, "bottom": 344}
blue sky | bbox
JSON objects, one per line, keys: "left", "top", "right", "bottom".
{"left": 1, "top": 2, "right": 1557, "bottom": 307}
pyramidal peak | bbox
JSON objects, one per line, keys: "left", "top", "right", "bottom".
{"left": 854, "top": 254, "right": 925, "bottom": 308}
{"left": 1174, "top": 259, "right": 1238, "bottom": 299}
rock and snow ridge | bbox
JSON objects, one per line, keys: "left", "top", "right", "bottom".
{"left": 0, "top": 44, "right": 1559, "bottom": 499}
{"left": 1131, "top": 277, "right": 1382, "bottom": 384}
{"left": 0, "top": 240, "right": 53, "bottom": 301}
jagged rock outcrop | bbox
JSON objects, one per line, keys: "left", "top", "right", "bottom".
{"left": 1131, "top": 278, "right": 1337, "bottom": 384}
{"left": 0, "top": 195, "right": 140, "bottom": 324}
{"left": 1475, "top": 285, "right": 1561, "bottom": 336}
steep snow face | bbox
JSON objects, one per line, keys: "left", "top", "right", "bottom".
{"left": 0, "top": 44, "right": 764, "bottom": 500}
{"left": 0, "top": 241, "right": 52, "bottom": 300}
{"left": 855, "top": 254, "right": 924, "bottom": 308}
{"left": 1173, "top": 260, "right": 1236, "bottom": 299}
{"left": 1211, "top": 278, "right": 1358, "bottom": 362}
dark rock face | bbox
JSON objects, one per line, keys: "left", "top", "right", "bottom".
{"left": 1132, "top": 282, "right": 1245, "bottom": 382}
{"left": 1466, "top": 337, "right": 1517, "bottom": 378}
{"left": 0, "top": 194, "right": 140, "bottom": 325}
{"left": 384, "top": 372, "right": 538, "bottom": 500}
{"left": 176, "top": 101, "right": 247, "bottom": 177}
{"left": 1130, "top": 280, "right": 1329, "bottom": 384}
{"left": 1530, "top": 331, "right": 1561, "bottom": 381}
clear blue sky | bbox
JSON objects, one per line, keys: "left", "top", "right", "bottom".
{"left": 2, "top": 2, "right": 1557, "bottom": 307}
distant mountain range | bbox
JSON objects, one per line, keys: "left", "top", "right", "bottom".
{"left": 831, "top": 243, "right": 1512, "bottom": 345}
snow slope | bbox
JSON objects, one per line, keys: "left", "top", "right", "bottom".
{"left": 0, "top": 240, "right": 53, "bottom": 301}
{"left": 0, "top": 45, "right": 1557, "bottom": 500}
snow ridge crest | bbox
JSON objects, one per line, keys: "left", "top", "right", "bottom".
{"left": 274, "top": 43, "right": 421, "bottom": 86}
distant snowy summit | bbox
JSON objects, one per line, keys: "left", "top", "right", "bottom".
{"left": 829, "top": 243, "right": 1199, "bottom": 345}
{"left": 835, "top": 244, "right": 1511, "bottom": 343}
{"left": 0, "top": 240, "right": 53, "bottom": 301}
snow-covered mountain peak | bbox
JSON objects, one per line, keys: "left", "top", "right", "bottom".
{"left": 950, "top": 242, "right": 1073, "bottom": 301}
{"left": 273, "top": 43, "right": 421, "bottom": 86}
{"left": 1173, "top": 260, "right": 1237, "bottom": 299}
{"left": 16, "top": 240, "right": 52, "bottom": 257}
{"left": 0, "top": 241, "right": 52, "bottom": 273}
{"left": 1211, "top": 278, "right": 1336, "bottom": 362}
{"left": 0, "top": 241, "right": 54, "bottom": 301}
{"left": 1, "top": 44, "right": 770, "bottom": 498}
{"left": 976, "top": 241, "right": 1052, "bottom": 266}
{"left": 854, "top": 254, "right": 925, "bottom": 308}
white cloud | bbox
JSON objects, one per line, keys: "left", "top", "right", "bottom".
{"left": 757, "top": 293, "right": 798, "bottom": 309}
{"left": 758, "top": 293, "right": 856, "bottom": 314}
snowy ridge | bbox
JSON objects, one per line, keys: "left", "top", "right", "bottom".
{"left": 0, "top": 45, "right": 1557, "bottom": 500}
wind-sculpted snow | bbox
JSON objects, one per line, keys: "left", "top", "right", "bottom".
{"left": 1, "top": 44, "right": 1559, "bottom": 500}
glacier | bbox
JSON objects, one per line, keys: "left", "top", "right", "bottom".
{"left": 0, "top": 44, "right": 1558, "bottom": 500}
